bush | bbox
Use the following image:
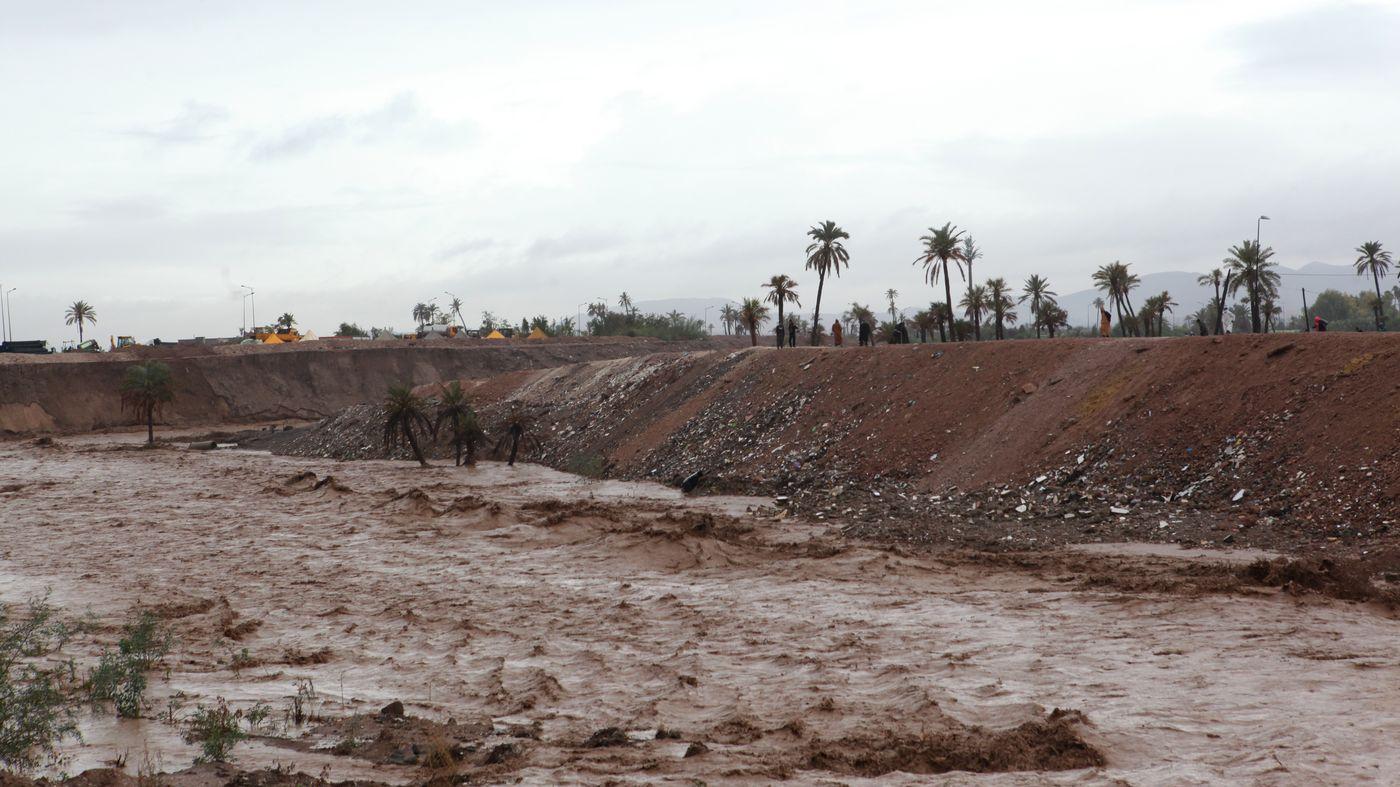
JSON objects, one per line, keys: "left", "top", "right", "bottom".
{"left": 0, "top": 599, "right": 80, "bottom": 771}
{"left": 184, "top": 700, "right": 248, "bottom": 762}
{"left": 88, "top": 611, "right": 172, "bottom": 718}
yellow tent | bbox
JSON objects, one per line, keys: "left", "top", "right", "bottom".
{"left": 263, "top": 333, "right": 284, "bottom": 344}
{"left": 485, "top": 329, "right": 506, "bottom": 340}
{"left": 526, "top": 327, "right": 548, "bottom": 340}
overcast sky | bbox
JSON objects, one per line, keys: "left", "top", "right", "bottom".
{"left": 3, "top": 0, "right": 1399, "bottom": 343}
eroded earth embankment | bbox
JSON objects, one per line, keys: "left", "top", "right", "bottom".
{"left": 0, "top": 336, "right": 742, "bottom": 434}
{"left": 277, "top": 333, "right": 1400, "bottom": 556}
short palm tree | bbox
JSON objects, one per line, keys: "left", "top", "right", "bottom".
{"left": 762, "top": 275, "right": 801, "bottom": 346}
{"left": 717, "top": 303, "right": 738, "bottom": 335}
{"left": 959, "top": 284, "right": 988, "bottom": 338}
{"left": 384, "top": 384, "right": 432, "bottom": 467}
{"left": 276, "top": 313, "right": 296, "bottom": 332}
{"left": 804, "top": 221, "right": 850, "bottom": 345}
{"left": 1019, "top": 275, "right": 1056, "bottom": 338}
{"left": 1036, "top": 301, "right": 1069, "bottom": 338}
{"left": 915, "top": 223, "right": 967, "bottom": 342}
{"left": 1354, "top": 241, "right": 1393, "bottom": 331}
{"left": 1196, "top": 269, "right": 1228, "bottom": 335}
{"left": 494, "top": 404, "right": 538, "bottom": 466}
{"left": 64, "top": 300, "right": 97, "bottom": 343}
{"left": 1092, "top": 261, "right": 1141, "bottom": 336}
{"left": 985, "top": 278, "right": 1016, "bottom": 340}
{"left": 738, "top": 297, "right": 770, "bottom": 346}
{"left": 929, "top": 302, "right": 950, "bottom": 342}
{"left": 435, "top": 382, "right": 486, "bottom": 466}
{"left": 1224, "top": 240, "right": 1278, "bottom": 333}
{"left": 1155, "top": 291, "right": 1177, "bottom": 336}
{"left": 120, "top": 361, "right": 175, "bottom": 446}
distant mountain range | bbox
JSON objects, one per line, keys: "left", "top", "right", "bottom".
{"left": 638, "top": 262, "right": 1380, "bottom": 333}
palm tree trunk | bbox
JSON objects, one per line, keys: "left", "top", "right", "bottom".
{"left": 943, "top": 264, "right": 956, "bottom": 342}
{"left": 748, "top": 326, "right": 757, "bottom": 347}
{"left": 1374, "top": 269, "right": 1385, "bottom": 331}
{"left": 404, "top": 426, "right": 428, "bottom": 467}
{"left": 777, "top": 303, "right": 785, "bottom": 347}
{"left": 454, "top": 436, "right": 462, "bottom": 467}
{"left": 1113, "top": 296, "right": 1125, "bottom": 337}
{"left": 146, "top": 404, "right": 154, "bottom": 446}
{"left": 508, "top": 432, "right": 520, "bottom": 466}
{"left": 1249, "top": 279, "right": 1261, "bottom": 333}
{"left": 810, "top": 273, "right": 826, "bottom": 346}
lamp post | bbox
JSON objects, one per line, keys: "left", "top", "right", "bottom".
{"left": 241, "top": 285, "right": 255, "bottom": 335}
{"left": 5, "top": 288, "right": 15, "bottom": 342}
{"left": 704, "top": 304, "right": 714, "bottom": 336}
{"left": 1, "top": 281, "right": 6, "bottom": 344}
{"left": 1256, "top": 215, "right": 1270, "bottom": 246}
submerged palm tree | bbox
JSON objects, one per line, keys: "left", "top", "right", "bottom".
{"left": 65, "top": 300, "right": 98, "bottom": 343}
{"left": 120, "top": 361, "right": 174, "bottom": 446}
{"left": 384, "top": 384, "right": 432, "bottom": 467}
{"left": 494, "top": 404, "right": 538, "bottom": 466}
{"left": 915, "top": 223, "right": 967, "bottom": 343}
{"left": 762, "top": 275, "right": 801, "bottom": 346}
{"left": 738, "top": 297, "right": 770, "bottom": 347}
{"left": 1224, "top": 240, "right": 1278, "bottom": 333}
{"left": 804, "top": 221, "right": 850, "bottom": 345}
{"left": 1354, "top": 241, "right": 1393, "bottom": 331}
{"left": 436, "top": 382, "right": 486, "bottom": 466}
{"left": 1019, "top": 275, "right": 1056, "bottom": 338}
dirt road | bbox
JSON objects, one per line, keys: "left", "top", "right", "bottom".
{"left": 1, "top": 437, "right": 1397, "bottom": 784}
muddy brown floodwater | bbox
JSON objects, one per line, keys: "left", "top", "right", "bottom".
{"left": 2, "top": 435, "right": 1398, "bottom": 785}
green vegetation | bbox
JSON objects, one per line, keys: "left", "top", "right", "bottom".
{"left": 0, "top": 598, "right": 79, "bottom": 771}
{"left": 582, "top": 299, "right": 705, "bottom": 340}
{"left": 738, "top": 297, "right": 770, "bottom": 346}
{"left": 436, "top": 382, "right": 487, "bottom": 466}
{"left": 87, "top": 611, "right": 172, "bottom": 718}
{"left": 916, "top": 223, "right": 968, "bottom": 342}
{"left": 494, "top": 405, "right": 537, "bottom": 467}
{"left": 184, "top": 700, "right": 248, "bottom": 762}
{"left": 1354, "top": 241, "right": 1393, "bottom": 331}
{"left": 336, "top": 322, "right": 369, "bottom": 337}
{"left": 119, "top": 361, "right": 175, "bottom": 446}
{"left": 384, "top": 384, "right": 433, "bottom": 467}
{"left": 762, "top": 275, "right": 801, "bottom": 346}
{"left": 63, "top": 300, "right": 97, "bottom": 343}
{"left": 805, "top": 221, "right": 851, "bottom": 345}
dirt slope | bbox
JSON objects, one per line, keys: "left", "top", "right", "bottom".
{"left": 0, "top": 336, "right": 744, "bottom": 433}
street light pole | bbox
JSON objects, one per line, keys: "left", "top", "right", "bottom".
{"left": 5, "top": 288, "right": 15, "bottom": 342}
{"left": 704, "top": 305, "right": 714, "bottom": 335}
{"left": 1256, "top": 215, "right": 1270, "bottom": 246}
{"left": 1, "top": 281, "right": 6, "bottom": 344}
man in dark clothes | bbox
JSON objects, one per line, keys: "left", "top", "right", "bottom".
{"left": 1314, "top": 316, "right": 1328, "bottom": 333}
{"left": 788, "top": 318, "right": 798, "bottom": 348}
{"left": 858, "top": 321, "right": 871, "bottom": 346}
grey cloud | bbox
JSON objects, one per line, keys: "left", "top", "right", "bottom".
{"left": 526, "top": 230, "right": 626, "bottom": 262}
{"left": 434, "top": 237, "right": 499, "bottom": 261}
{"left": 250, "top": 91, "right": 472, "bottom": 161}
{"left": 123, "top": 100, "right": 230, "bottom": 145}
{"left": 1226, "top": 4, "right": 1400, "bottom": 84}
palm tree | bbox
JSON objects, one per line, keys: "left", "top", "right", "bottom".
{"left": 985, "top": 278, "right": 1016, "bottom": 340}
{"left": 383, "top": 384, "right": 432, "bottom": 467}
{"left": 1037, "top": 302, "right": 1069, "bottom": 338}
{"left": 447, "top": 297, "right": 466, "bottom": 328}
{"left": 120, "top": 361, "right": 174, "bottom": 446}
{"left": 276, "top": 313, "right": 296, "bottom": 332}
{"left": 738, "top": 297, "right": 770, "bottom": 346}
{"left": 1354, "top": 241, "right": 1393, "bottom": 331}
{"left": 494, "top": 404, "right": 537, "bottom": 466}
{"left": 929, "top": 302, "right": 950, "bottom": 342}
{"left": 1018, "top": 275, "right": 1056, "bottom": 338}
{"left": 762, "top": 275, "right": 801, "bottom": 347}
{"left": 64, "top": 300, "right": 97, "bottom": 343}
{"left": 1155, "top": 291, "right": 1177, "bottom": 336}
{"left": 961, "top": 237, "right": 982, "bottom": 339}
{"left": 912, "top": 309, "right": 936, "bottom": 342}
{"left": 1092, "top": 261, "right": 1141, "bottom": 336}
{"left": 1224, "top": 240, "right": 1278, "bottom": 333}
{"left": 915, "top": 223, "right": 967, "bottom": 342}
{"left": 804, "top": 221, "right": 850, "bottom": 345}
{"left": 959, "top": 285, "right": 989, "bottom": 338}
{"left": 435, "top": 382, "right": 486, "bottom": 467}
{"left": 717, "top": 303, "right": 739, "bottom": 336}
{"left": 885, "top": 288, "right": 900, "bottom": 324}
{"left": 1195, "top": 269, "right": 1227, "bottom": 335}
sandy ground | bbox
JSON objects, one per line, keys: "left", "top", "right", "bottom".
{"left": 2, "top": 436, "right": 1398, "bottom": 785}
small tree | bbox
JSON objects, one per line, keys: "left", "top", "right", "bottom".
{"left": 738, "top": 297, "right": 770, "bottom": 346}
{"left": 383, "top": 384, "right": 432, "bottom": 467}
{"left": 494, "top": 405, "right": 538, "bottom": 466}
{"left": 119, "top": 361, "right": 175, "bottom": 446}
{"left": 762, "top": 275, "right": 801, "bottom": 347}
{"left": 276, "top": 313, "right": 296, "bottom": 332}
{"left": 64, "top": 300, "right": 98, "bottom": 343}
{"left": 435, "top": 382, "right": 486, "bottom": 466}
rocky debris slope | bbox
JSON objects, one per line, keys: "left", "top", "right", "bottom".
{"left": 275, "top": 334, "right": 1400, "bottom": 554}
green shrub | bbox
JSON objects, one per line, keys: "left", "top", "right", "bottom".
{"left": 184, "top": 700, "right": 248, "bottom": 762}
{"left": 88, "top": 611, "right": 172, "bottom": 718}
{"left": 0, "top": 599, "right": 80, "bottom": 771}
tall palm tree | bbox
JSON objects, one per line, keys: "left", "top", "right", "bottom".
{"left": 885, "top": 288, "right": 900, "bottom": 324}
{"left": 738, "top": 297, "right": 770, "bottom": 347}
{"left": 64, "top": 300, "right": 97, "bottom": 343}
{"left": 961, "top": 237, "right": 982, "bottom": 339}
{"left": 1018, "top": 275, "right": 1056, "bottom": 338}
{"left": 494, "top": 404, "right": 537, "bottom": 466}
{"left": 383, "top": 384, "right": 432, "bottom": 467}
{"left": 1092, "top": 261, "right": 1141, "bottom": 336}
{"left": 915, "top": 223, "right": 967, "bottom": 342}
{"left": 1354, "top": 241, "right": 1393, "bottom": 331}
{"left": 1224, "top": 240, "right": 1278, "bottom": 333}
{"left": 762, "top": 275, "right": 801, "bottom": 347}
{"left": 119, "top": 361, "right": 174, "bottom": 446}
{"left": 1195, "top": 269, "right": 1227, "bottom": 335}
{"left": 1155, "top": 291, "right": 1177, "bottom": 336}
{"left": 435, "top": 382, "right": 486, "bottom": 467}
{"left": 985, "top": 278, "right": 1016, "bottom": 340}
{"left": 804, "top": 221, "right": 850, "bottom": 345}
{"left": 617, "top": 292, "right": 635, "bottom": 318}
{"left": 447, "top": 297, "right": 466, "bottom": 328}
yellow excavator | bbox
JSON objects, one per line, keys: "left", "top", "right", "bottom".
{"left": 110, "top": 335, "right": 142, "bottom": 350}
